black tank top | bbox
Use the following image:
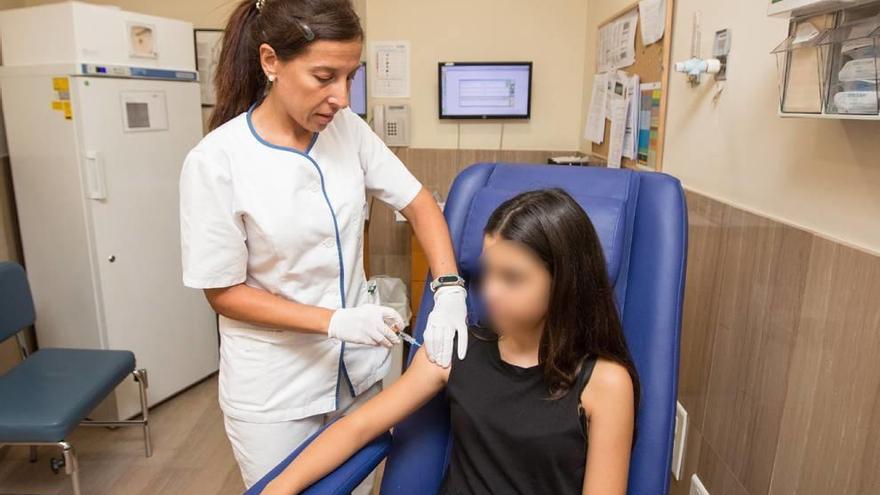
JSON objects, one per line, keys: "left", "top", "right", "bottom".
{"left": 438, "top": 328, "right": 598, "bottom": 495}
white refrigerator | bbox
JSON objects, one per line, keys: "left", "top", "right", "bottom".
{"left": 0, "top": 2, "right": 218, "bottom": 420}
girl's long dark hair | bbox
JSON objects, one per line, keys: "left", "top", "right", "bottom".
{"left": 209, "top": 0, "right": 364, "bottom": 131}
{"left": 483, "top": 188, "right": 640, "bottom": 412}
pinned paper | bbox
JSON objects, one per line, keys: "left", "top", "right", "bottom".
{"left": 638, "top": 0, "right": 666, "bottom": 46}
{"left": 622, "top": 73, "right": 640, "bottom": 160}
{"left": 584, "top": 73, "right": 608, "bottom": 144}
{"left": 597, "top": 10, "right": 638, "bottom": 72}
{"left": 607, "top": 97, "right": 628, "bottom": 169}
{"left": 370, "top": 41, "right": 410, "bottom": 98}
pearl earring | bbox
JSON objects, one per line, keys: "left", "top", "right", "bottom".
{"left": 267, "top": 74, "right": 275, "bottom": 82}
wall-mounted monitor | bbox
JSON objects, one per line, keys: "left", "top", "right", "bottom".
{"left": 438, "top": 62, "right": 532, "bottom": 119}
{"left": 350, "top": 62, "right": 367, "bottom": 118}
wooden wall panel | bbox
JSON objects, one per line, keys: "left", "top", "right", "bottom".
{"left": 671, "top": 189, "right": 880, "bottom": 495}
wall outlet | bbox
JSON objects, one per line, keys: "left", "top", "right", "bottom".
{"left": 672, "top": 401, "right": 688, "bottom": 480}
{"left": 690, "top": 474, "right": 710, "bottom": 495}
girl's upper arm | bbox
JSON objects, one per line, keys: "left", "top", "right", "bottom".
{"left": 581, "top": 359, "right": 635, "bottom": 495}
{"left": 347, "top": 346, "right": 449, "bottom": 440}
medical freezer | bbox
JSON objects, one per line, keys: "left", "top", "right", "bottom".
{"left": 0, "top": 1, "right": 218, "bottom": 420}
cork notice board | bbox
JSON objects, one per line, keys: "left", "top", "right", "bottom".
{"left": 592, "top": 0, "right": 674, "bottom": 171}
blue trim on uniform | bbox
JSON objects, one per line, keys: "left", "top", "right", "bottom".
{"left": 246, "top": 101, "right": 354, "bottom": 406}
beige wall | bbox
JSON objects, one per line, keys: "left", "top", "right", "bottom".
{"left": 14, "top": 0, "right": 588, "bottom": 151}
{"left": 366, "top": 0, "right": 588, "bottom": 151}
{"left": 581, "top": 0, "right": 880, "bottom": 255}
{"left": 21, "top": 0, "right": 235, "bottom": 27}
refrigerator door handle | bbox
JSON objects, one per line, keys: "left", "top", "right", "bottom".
{"left": 83, "top": 150, "right": 107, "bottom": 200}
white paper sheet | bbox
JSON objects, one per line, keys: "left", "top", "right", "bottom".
{"left": 370, "top": 41, "right": 410, "bottom": 98}
{"left": 597, "top": 10, "right": 639, "bottom": 73}
{"left": 608, "top": 96, "right": 628, "bottom": 169}
{"left": 622, "top": 73, "right": 640, "bottom": 160}
{"left": 638, "top": 0, "right": 666, "bottom": 46}
{"left": 584, "top": 73, "right": 608, "bottom": 144}
{"left": 605, "top": 71, "right": 626, "bottom": 118}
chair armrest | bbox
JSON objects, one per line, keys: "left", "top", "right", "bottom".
{"left": 244, "top": 419, "right": 393, "bottom": 495}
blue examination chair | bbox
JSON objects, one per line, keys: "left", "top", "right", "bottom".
{"left": 0, "top": 261, "right": 152, "bottom": 495}
{"left": 246, "top": 163, "right": 688, "bottom": 495}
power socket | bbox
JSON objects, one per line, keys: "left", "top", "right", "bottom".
{"left": 672, "top": 401, "right": 688, "bottom": 480}
{"left": 690, "top": 474, "right": 710, "bottom": 495}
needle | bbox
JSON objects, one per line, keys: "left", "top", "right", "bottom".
{"left": 396, "top": 331, "right": 422, "bottom": 348}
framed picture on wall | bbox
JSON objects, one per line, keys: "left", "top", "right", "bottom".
{"left": 194, "top": 29, "right": 224, "bottom": 107}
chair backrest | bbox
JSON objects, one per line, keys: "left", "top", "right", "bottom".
{"left": 0, "top": 261, "right": 36, "bottom": 344}
{"left": 381, "top": 163, "right": 688, "bottom": 495}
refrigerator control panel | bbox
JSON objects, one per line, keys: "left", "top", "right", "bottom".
{"left": 80, "top": 63, "right": 198, "bottom": 82}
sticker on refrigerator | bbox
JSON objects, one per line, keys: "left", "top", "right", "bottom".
{"left": 51, "top": 77, "right": 71, "bottom": 119}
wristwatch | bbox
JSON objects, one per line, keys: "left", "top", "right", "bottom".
{"left": 430, "top": 274, "right": 465, "bottom": 293}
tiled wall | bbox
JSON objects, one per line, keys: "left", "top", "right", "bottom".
{"left": 670, "top": 191, "right": 880, "bottom": 495}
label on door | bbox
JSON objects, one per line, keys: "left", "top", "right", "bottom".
{"left": 51, "top": 77, "right": 72, "bottom": 120}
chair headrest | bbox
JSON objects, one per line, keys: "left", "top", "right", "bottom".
{"left": 459, "top": 187, "right": 628, "bottom": 284}
{"left": 451, "top": 165, "right": 641, "bottom": 319}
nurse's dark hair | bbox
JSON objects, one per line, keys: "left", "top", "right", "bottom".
{"left": 481, "top": 188, "right": 641, "bottom": 412}
{"left": 209, "top": 0, "right": 363, "bottom": 130}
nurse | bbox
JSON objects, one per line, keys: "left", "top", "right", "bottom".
{"left": 179, "top": 0, "right": 468, "bottom": 489}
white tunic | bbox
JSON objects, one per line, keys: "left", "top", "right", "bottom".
{"left": 179, "top": 105, "right": 422, "bottom": 423}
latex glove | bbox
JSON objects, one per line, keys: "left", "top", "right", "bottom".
{"left": 327, "top": 304, "right": 403, "bottom": 348}
{"left": 423, "top": 285, "right": 468, "bottom": 367}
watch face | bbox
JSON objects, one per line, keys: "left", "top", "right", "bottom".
{"left": 439, "top": 275, "right": 459, "bottom": 283}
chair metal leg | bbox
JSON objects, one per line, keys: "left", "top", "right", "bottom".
{"left": 59, "top": 441, "right": 81, "bottom": 495}
{"left": 79, "top": 368, "right": 153, "bottom": 457}
{"left": 133, "top": 368, "right": 152, "bottom": 458}
{"left": 29, "top": 445, "right": 37, "bottom": 462}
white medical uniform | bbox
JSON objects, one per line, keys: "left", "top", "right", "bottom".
{"left": 179, "top": 103, "right": 422, "bottom": 487}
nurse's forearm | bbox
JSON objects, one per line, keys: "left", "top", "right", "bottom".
{"left": 204, "top": 285, "right": 333, "bottom": 334}
{"left": 402, "top": 188, "right": 459, "bottom": 277}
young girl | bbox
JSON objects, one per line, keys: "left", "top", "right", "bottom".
{"left": 260, "top": 188, "right": 640, "bottom": 495}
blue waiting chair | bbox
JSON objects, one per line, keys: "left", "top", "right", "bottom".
{"left": 246, "top": 163, "right": 688, "bottom": 495}
{"left": 0, "top": 261, "right": 152, "bottom": 495}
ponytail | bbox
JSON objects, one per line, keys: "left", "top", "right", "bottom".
{"left": 209, "top": 0, "right": 262, "bottom": 131}
{"left": 209, "top": 0, "right": 364, "bottom": 131}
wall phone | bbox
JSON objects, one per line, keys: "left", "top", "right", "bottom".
{"left": 371, "top": 103, "right": 410, "bottom": 146}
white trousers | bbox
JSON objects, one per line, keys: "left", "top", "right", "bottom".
{"left": 224, "top": 380, "right": 383, "bottom": 491}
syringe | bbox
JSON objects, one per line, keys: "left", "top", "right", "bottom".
{"left": 384, "top": 316, "right": 422, "bottom": 347}
{"left": 396, "top": 331, "right": 422, "bottom": 348}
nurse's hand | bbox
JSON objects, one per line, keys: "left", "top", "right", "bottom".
{"left": 327, "top": 304, "right": 404, "bottom": 347}
{"left": 423, "top": 286, "right": 468, "bottom": 368}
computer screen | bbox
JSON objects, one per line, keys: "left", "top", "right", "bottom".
{"left": 350, "top": 62, "right": 367, "bottom": 117}
{"left": 438, "top": 62, "right": 532, "bottom": 119}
